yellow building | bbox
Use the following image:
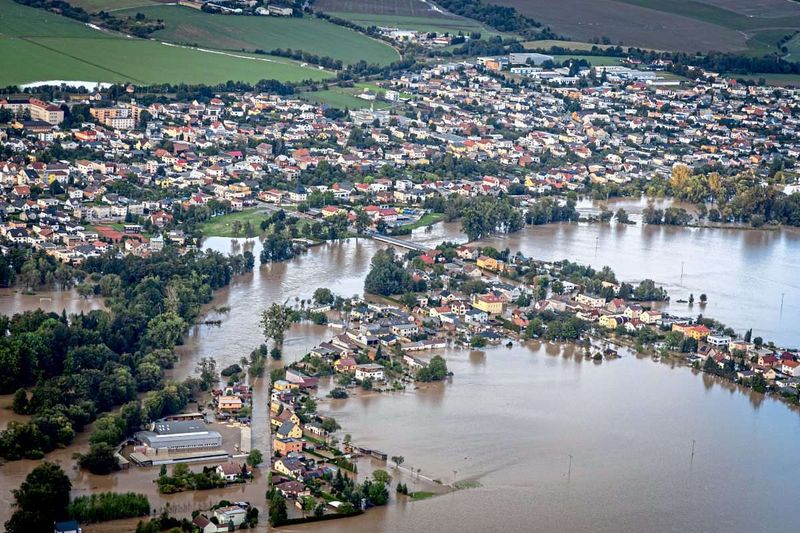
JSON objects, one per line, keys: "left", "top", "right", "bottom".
{"left": 270, "top": 409, "right": 301, "bottom": 429}
{"left": 671, "top": 323, "right": 711, "bottom": 340}
{"left": 476, "top": 255, "right": 502, "bottom": 271}
{"left": 276, "top": 421, "right": 303, "bottom": 439}
{"left": 598, "top": 315, "right": 621, "bottom": 329}
{"left": 273, "top": 380, "right": 299, "bottom": 392}
{"left": 472, "top": 294, "right": 504, "bottom": 315}
{"left": 273, "top": 458, "right": 303, "bottom": 478}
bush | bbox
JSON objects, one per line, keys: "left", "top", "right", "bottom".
{"left": 68, "top": 492, "right": 150, "bottom": 523}
{"left": 328, "top": 387, "right": 348, "bottom": 399}
{"left": 77, "top": 443, "right": 119, "bottom": 475}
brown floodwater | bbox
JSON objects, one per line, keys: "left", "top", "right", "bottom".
{"left": 2, "top": 212, "right": 800, "bottom": 532}
{"left": 295, "top": 342, "right": 800, "bottom": 533}
{"left": 0, "top": 287, "right": 104, "bottom": 315}
{"left": 478, "top": 197, "right": 800, "bottom": 348}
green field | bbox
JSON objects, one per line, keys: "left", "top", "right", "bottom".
{"left": 68, "top": 0, "right": 158, "bottom": 12}
{"left": 398, "top": 212, "right": 444, "bottom": 231}
{"left": 199, "top": 209, "right": 270, "bottom": 238}
{"left": 0, "top": 0, "right": 332, "bottom": 85}
{"left": 299, "top": 80, "right": 413, "bottom": 109}
{"left": 551, "top": 55, "right": 624, "bottom": 66}
{"left": 732, "top": 73, "right": 800, "bottom": 86}
{"left": 299, "top": 87, "right": 393, "bottom": 109}
{"left": 524, "top": 39, "right": 662, "bottom": 52}
{"left": 785, "top": 33, "right": 800, "bottom": 60}
{"left": 117, "top": 5, "right": 400, "bottom": 66}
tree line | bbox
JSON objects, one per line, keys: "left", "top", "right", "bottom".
{"left": 0, "top": 247, "right": 252, "bottom": 461}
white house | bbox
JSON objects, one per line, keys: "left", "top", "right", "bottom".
{"left": 215, "top": 462, "right": 243, "bottom": 482}
{"left": 213, "top": 506, "right": 247, "bottom": 528}
{"left": 707, "top": 334, "right": 732, "bottom": 347}
{"left": 355, "top": 363, "right": 385, "bottom": 381}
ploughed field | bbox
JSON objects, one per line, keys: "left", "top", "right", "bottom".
{"left": 0, "top": 0, "right": 332, "bottom": 85}
{"left": 492, "top": 0, "right": 800, "bottom": 55}
{"left": 117, "top": 5, "right": 401, "bottom": 66}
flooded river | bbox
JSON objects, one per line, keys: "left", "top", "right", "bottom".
{"left": 1, "top": 209, "right": 800, "bottom": 531}
{"left": 479, "top": 197, "right": 800, "bottom": 348}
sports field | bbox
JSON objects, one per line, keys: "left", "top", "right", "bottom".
{"left": 299, "top": 88, "right": 393, "bottom": 109}
{"left": 117, "top": 5, "right": 401, "bottom": 66}
{"left": 0, "top": 0, "right": 331, "bottom": 86}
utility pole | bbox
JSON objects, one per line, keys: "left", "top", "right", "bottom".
{"left": 568, "top": 454, "right": 573, "bottom": 479}
{"left": 691, "top": 439, "right": 696, "bottom": 464}
{"left": 780, "top": 292, "right": 785, "bottom": 314}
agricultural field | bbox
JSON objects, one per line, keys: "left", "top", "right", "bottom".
{"left": 117, "top": 5, "right": 401, "bottom": 66}
{"left": 0, "top": 0, "right": 331, "bottom": 86}
{"left": 493, "top": 0, "right": 800, "bottom": 55}
{"left": 524, "top": 40, "right": 624, "bottom": 52}
{"left": 314, "top": 0, "right": 455, "bottom": 18}
{"left": 551, "top": 54, "right": 624, "bottom": 66}
{"left": 732, "top": 73, "right": 800, "bottom": 86}
{"left": 67, "top": 0, "right": 160, "bottom": 12}
{"left": 317, "top": 0, "right": 507, "bottom": 38}
{"left": 326, "top": 12, "right": 499, "bottom": 36}
{"left": 785, "top": 33, "right": 800, "bottom": 60}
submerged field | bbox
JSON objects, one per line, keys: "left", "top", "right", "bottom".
{"left": 117, "top": 5, "right": 401, "bottom": 66}
{"left": 493, "top": 0, "right": 800, "bottom": 55}
{"left": 0, "top": 0, "right": 331, "bottom": 85}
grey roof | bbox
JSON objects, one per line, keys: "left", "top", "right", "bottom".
{"left": 277, "top": 420, "right": 298, "bottom": 436}
{"left": 153, "top": 420, "right": 208, "bottom": 435}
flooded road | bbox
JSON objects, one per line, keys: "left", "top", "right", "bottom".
{"left": 1, "top": 210, "right": 800, "bottom": 531}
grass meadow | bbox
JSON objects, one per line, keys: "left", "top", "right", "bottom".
{"left": 0, "top": 0, "right": 332, "bottom": 86}
{"left": 118, "top": 5, "right": 401, "bottom": 66}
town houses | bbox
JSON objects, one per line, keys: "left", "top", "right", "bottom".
{"left": 1, "top": 56, "right": 799, "bottom": 268}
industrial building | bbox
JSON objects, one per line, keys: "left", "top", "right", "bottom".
{"left": 508, "top": 52, "right": 555, "bottom": 66}
{"left": 134, "top": 420, "right": 222, "bottom": 451}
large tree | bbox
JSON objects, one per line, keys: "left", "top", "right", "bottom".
{"left": 260, "top": 303, "right": 293, "bottom": 351}
{"left": 364, "top": 248, "right": 411, "bottom": 296}
{"left": 5, "top": 462, "right": 71, "bottom": 532}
